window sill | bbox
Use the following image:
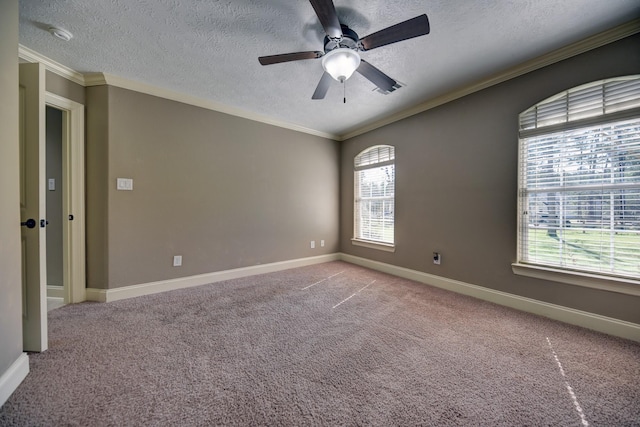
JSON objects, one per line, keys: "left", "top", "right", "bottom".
{"left": 351, "top": 239, "right": 396, "bottom": 253}
{"left": 511, "top": 263, "right": 640, "bottom": 297}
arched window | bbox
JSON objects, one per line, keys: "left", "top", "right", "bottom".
{"left": 517, "top": 76, "right": 640, "bottom": 282}
{"left": 354, "top": 145, "right": 395, "bottom": 247}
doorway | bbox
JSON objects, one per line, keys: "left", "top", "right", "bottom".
{"left": 46, "top": 106, "right": 65, "bottom": 310}
{"left": 19, "top": 61, "right": 86, "bottom": 352}
{"left": 45, "top": 92, "right": 86, "bottom": 308}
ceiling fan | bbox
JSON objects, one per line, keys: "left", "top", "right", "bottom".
{"left": 258, "top": 0, "right": 430, "bottom": 100}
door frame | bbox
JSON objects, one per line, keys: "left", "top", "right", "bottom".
{"left": 45, "top": 92, "right": 86, "bottom": 304}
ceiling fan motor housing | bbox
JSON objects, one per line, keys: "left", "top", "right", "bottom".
{"left": 258, "top": 2, "right": 431, "bottom": 100}
{"left": 324, "top": 25, "right": 359, "bottom": 53}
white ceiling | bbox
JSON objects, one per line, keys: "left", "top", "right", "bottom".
{"left": 18, "top": 0, "right": 640, "bottom": 138}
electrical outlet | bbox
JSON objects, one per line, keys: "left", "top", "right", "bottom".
{"left": 320, "top": 240, "right": 325, "bottom": 247}
{"left": 173, "top": 255, "right": 182, "bottom": 267}
{"left": 310, "top": 241, "right": 315, "bottom": 249}
{"left": 433, "top": 252, "right": 441, "bottom": 265}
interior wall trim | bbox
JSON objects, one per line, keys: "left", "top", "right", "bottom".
{"left": 85, "top": 251, "right": 639, "bottom": 342}
{"left": 82, "top": 72, "right": 339, "bottom": 140}
{"left": 46, "top": 285, "right": 64, "bottom": 299}
{"left": 18, "top": 18, "right": 639, "bottom": 142}
{"left": 86, "top": 254, "right": 341, "bottom": 303}
{"left": 18, "top": 45, "right": 85, "bottom": 86}
{"left": 340, "top": 253, "right": 640, "bottom": 343}
{"left": 0, "top": 353, "right": 29, "bottom": 407}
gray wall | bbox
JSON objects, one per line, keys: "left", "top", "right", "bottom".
{"left": 87, "top": 86, "right": 340, "bottom": 289}
{"left": 340, "top": 34, "right": 640, "bottom": 324}
{"left": 0, "top": 0, "right": 23, "bottom": 379}
{"left": 86, "top": 86, "right": 109, "bottom": 290}
{"left": 46, "top": 106, "right": 63, "bottom": 287}
{"left": 46, "top": 71, "right": 85, "bottom": 105}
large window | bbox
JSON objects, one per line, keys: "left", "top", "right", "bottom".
{"left": 517, "top": 76, "right": 640, "bottom": 282}
{"left": 354, "top": 145, "right": 395, "bottom": 247}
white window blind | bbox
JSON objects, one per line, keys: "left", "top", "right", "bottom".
{"left": 520, "top": 77, "right": 640, "bottom": 130}
{"left": 354, "top": 146, "right": 395, "bottom": 245}
{"left": 518, "top": 76, "right": 640, "bottom": 280}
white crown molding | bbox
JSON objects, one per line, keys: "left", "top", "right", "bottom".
{"left": 340, "top": 253, "right": 640, "bottom": 342}
{"left": 0, "top": 353, "right": 29, "bottom": 407}
{"left": 19, "top": 18, "right": 639, "bottom": 142}
{"left": 82, "top": 72, "right": 107, "bottom": 86}
{"left": 86, "top": 253, "right": 341, "bottom": 303}
{"left": 85, "top": 72, "right": 341, "bottom": 141}
{"left": 18, "top": 45, "right": 85, "bottom": 86}
{"left": 18, "top": 50, "right": 339, "bottom": 140}
{"left": 340, "top": 18, "right": 640, "bottom": 140}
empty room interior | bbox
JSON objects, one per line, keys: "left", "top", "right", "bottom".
{"left": 1, "top": 1, "right": 640, "bottom": 425}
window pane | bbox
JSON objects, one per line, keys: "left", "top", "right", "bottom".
{"left": 518, "top": 78, "right": 640, "bottom": 281}
{"left": 357, "top": 166, "right": 394, "bottom": 198}
{"left": 354, "top": 146, "right": 395, "bottom": 245}
{"left": 356, "top": 199, "right": 394, "bottom": 243}
{"left": 524, "top": 119, "right": 640, "bottom": 190}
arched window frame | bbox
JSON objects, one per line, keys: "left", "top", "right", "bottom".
{"left": 513, "top": 76, "right": 640, "bottom": 295}
{"left": 352, "top": 145, "right": 396, "bottom": 251}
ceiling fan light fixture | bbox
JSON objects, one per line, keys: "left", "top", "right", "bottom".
{"left": 322, "top": 48, "right": 361, "bottom": 82}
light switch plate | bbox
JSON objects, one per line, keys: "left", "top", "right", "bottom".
{"left": 48, "top": 178, "right": 55, "bottom": 191}
{"left": 116, "top": 178, "right": 133, "bottom": 191}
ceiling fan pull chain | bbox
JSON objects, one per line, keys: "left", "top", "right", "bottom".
{"left": 343, "top": 80, "right": 346, "bottom": 104}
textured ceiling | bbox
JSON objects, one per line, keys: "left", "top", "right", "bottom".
{"left": 18, "top": 0, "right": 640, "bottom": 138}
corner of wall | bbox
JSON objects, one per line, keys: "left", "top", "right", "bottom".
{"left": 85, "top": 85, "right": 110, "bottom": 289}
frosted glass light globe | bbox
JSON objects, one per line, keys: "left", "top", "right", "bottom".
{"left": 322, "top": 48, "right": 361, "bottom": 82}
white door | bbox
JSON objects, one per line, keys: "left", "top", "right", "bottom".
{"left": 19, "top": 62, "right": 48, "bottom": 352}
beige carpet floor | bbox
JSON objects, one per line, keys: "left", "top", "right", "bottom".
{"left": 1, "top": 261, "right": 639, "bottom": 426}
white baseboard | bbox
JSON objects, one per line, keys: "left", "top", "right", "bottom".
{"left": 47, "top": 285, "right": 64, "bottom": 299}
{"left": 86, "top": 254, "right": 341, "bottom": 303}
{"left": 82, "top": 251, "right": 639, "bottom": 342}
{"left": 0, "top": 353, "right": 29, "bottom": 407}
{"left": 340, "top": 253, "right": 640, "bottom": 342}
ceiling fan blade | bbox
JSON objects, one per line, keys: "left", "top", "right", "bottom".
{"left": 309, "top": 0, "right": 343, "bottom": 39}
{"left": 356, "top": 60, "right": 399, "bottom": 93}
{"left": 312, "top": 72, "right": 333, "bottom": 99}
{"left": 359, "top": 14, "right": 430, "bottom": 51}
{"left": 259, "top": 51, "right": 323, "bottom": 66}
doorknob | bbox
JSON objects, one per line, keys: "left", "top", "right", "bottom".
{"left": 21, "top": 218, "right": 37, "bottom": 228}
